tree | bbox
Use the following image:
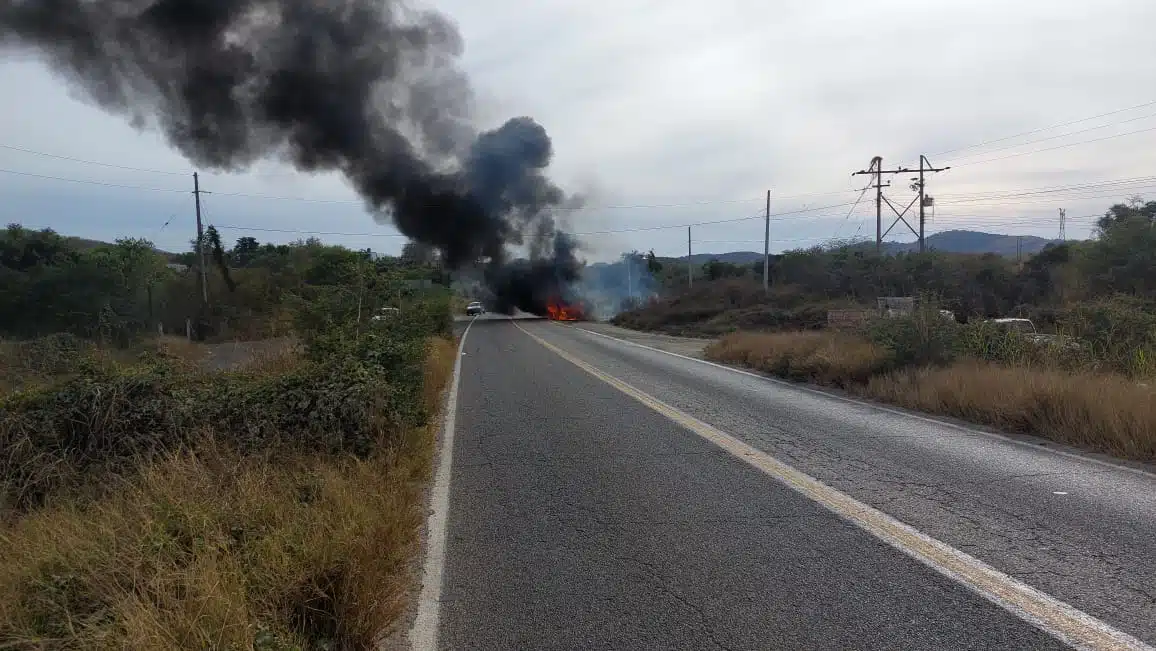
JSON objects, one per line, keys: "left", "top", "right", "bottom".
{"left": 1, "top": 224, "right": 77, "bottom": 271}
{"left": 1083, "top": 198, "right": 1156, "bottom": 298}
{"left": 646, "top": 249, "right": 662, "bottom": 274}
{"left": 232, "top": 236, "right": 260, "bottom": 267}
{"left": 206, "top": 226, "right": 237, "bottom": 292}
{"left": 1017, "top": 243, "right": 1071, "bottom": 305}
{"left": 401, "top": 240, "right": 438, "bottom": 267}
{"left": 703, "top": 259, "right": 747, "bottom": 281}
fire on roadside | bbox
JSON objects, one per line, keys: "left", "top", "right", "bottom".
{"left": 546, "top": 298, "right": 584, "bottom": 321}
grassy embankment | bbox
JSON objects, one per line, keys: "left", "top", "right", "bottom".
{"left": 612, "top": 280, "right": 853, "bottom": 337}
{"left": 0, "top": 305, "right": 455, "bottom": 649}
{"left": 703, "top": 312, "right": 1156, "bottom": 462}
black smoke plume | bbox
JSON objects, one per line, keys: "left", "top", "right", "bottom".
{"left": 485, "top": 232, "right": 583, "bottom": 315}
{"left": 0, "top": 0, "right": 580, "bottom": 314}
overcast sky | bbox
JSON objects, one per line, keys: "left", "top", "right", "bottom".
{"left": 3, "top": 0, "right": 1156, "bottom": 260}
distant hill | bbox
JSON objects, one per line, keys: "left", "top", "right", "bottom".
{"left": 62, "top": 236, "right": 115, "bottom": 251}
{"left": 54, "top": 235, "right": 179, "bottom": 260}
{"left": 668, "top": 231, "right": 1069, "bottom": 263}
{"left": 681, "top": 251, "right": 765, "bottom": 265}
{"left": 885, "top": 230, "right": 1064, "bottom": 256}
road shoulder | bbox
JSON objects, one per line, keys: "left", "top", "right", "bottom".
{"left": 574, "top": 321, "right": 713, "bottom": 358}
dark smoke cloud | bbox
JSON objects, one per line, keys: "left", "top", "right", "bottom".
{"left": 0, "top": 0, "right": 581, "bottom": 313}
{"left": 485, "top": 232, "right": 583, "bottom": 315}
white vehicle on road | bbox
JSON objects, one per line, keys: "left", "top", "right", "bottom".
{"left": 371, "top": 306, "right": 400, "bottom": 321}
{"left": 466, "top": 301, "right": 486, "bottom": 316}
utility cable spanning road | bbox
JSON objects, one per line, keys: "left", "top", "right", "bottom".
{"left": 411, "top": 317, "right": 1156, "bottom": 650}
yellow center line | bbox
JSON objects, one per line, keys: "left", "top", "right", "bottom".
{"left": 511, "top": 318, "right": 1152, "bottom": 651}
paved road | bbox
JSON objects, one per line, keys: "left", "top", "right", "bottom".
{"left": 427, "top": 317, "right": 1156, "bottom": 650}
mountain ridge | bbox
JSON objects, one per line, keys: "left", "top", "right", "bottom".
{"left": 670, "top": 230, "right": 1068, "bottom": 263}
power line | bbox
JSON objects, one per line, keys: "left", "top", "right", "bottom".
{"left": 208, "top": 190, "right": 778, "bottom": 211}
{"left": 939, "top": 175, "right": 1156, "bottom": 201}
{"left": 208, "top": 190, "right": 362, "bottom": 205}
{"left": 214, "top": 224, "right": 408, "bottom": 238}
{"left": 832, "top": 184, "right": 873, "bottom": 241}
{"left": 0, "top": 142, "right": 322, "bottom": 180}
{"left": 952, "top": 125, "right": 1156, "bottom": 167}
{"left": 929, "top": 97, "right": 1156, "bottom": 157}
{"left": 0, "top": 163, "right": 789, "bottom": 211}
{"left": 943, "top": 111, "right": 1156, "bottom": 163}
{"left": 0, "top": 143, "right": 189, "bottom": 176}
{"left": 573, "top": 200, "right": 862, "bottom": 236}
{"left": 932, "top": 213, "right": 1100, "bottom": 223}
{"left": 938, "top": 186, "right": 1156, "bottom": 209}
{"left": 695, "top": 236, "right": 845, "bottom": 244}
{"left": 0, "top": 167, "right": 187, "bottom": 193}
{"left": 214, "top": 200, "right": 864, "bottom": 240}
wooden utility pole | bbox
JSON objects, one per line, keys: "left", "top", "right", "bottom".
{"left": 916, "top": 155, "right": 949, "bottom": 253}
{"left": 875, "top": 161, "right": 883, "bottom": 254}
{"left": 852, "top": 157, "right": 887, "bottom": 254}
{"left": 626, "top": 253, "right": 633, "bottom": 299}
{"left": 687, "top": 226, "right": 693, "bottom": 288}
{"left": 763, "top": 190, "right": 771, "bottom": 293}
{"left": 193, "top": 173, "right": 208, "bottom": 307}
{"left": 854, "top": 155, "right": 948, "bottom": 253}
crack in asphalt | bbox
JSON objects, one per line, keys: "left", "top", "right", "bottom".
{"left": 613, "top": 555, "right": 736, "bottom": 651}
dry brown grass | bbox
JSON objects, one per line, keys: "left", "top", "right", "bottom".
{"left": 422, "top": 337, "right": 457, "bottom": 411}
{"left": 202, "top": 337, "right": 302, "bottom": 374}
{"left": 148, "top": 335, "right": 208, "bottom": 366}
{"left": 860, "top": 362, "right": 1156, "bottom": 462}
{"left": 706, "top": 331, "right": 891, "bottom": 386}
{"left": 704, "top": 330, "right": 1156, "bottom": 463}
{"left": 0, "top": 335, "right": 458, "bottom": 650}
{"left": 0, "top": 444, "right": 424, "bottom": 649}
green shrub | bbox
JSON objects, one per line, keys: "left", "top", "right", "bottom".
{"left": 954, "top": 321, "right": 1039, "bottom": 366}
{"left": 0, "top": 307, "right": 438, "bottom": 514}
{"left": 1058, "top": 295, "right": 1156, "bottom": 376}
{"left": 865, "top": 310, "right": 960, "bottom": 367}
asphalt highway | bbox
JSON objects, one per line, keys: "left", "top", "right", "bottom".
{"left": 422, "top": 316, "right": 1156, "bottom": 650}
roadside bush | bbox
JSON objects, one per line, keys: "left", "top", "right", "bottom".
{"left": 954, "top": 321, "right": 1041, "bottom": 366}
{"left": 0, "top": 334, "right": 103, "bottom": 393}
{"left": 703, "top": 303, "right": 835, "bottom": 333}
{"left": 706, "top": 331, "right": 891, "bottom": 387}
{"left": 0, "top": 310, "right": 435, "bottom": 515}
{"left": 1058, "top": 295, "right": 1156, "bottom": 376}
{"left": 0, "top": 322, "right": 457, "bottom": 649}
{"left": 865, "top": 311, "right": 960, "bottom": 367}
{"left": 614, "top": 281, "right": 854, "bottom": 337}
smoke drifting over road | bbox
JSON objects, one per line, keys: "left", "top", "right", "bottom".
{"left": 0, "top": 0, "right": 579, "bottom": 313}
{"left": 485, "top": 232, "right": 583, "bottom": 315}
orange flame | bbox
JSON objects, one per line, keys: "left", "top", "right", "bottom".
{"left": 546, "top": 299, "right": 584, "bottom": 321}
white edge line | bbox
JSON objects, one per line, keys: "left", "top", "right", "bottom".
{"left": 408, "top": 316, "right": 475, "bottom": 651}
{"left": 516, "top": 322, "right": 1152, "bottom": 651}
{"left": 568, "top": 325, "right": 1156, "bottom": 480}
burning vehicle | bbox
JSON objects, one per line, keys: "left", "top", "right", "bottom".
{"left": 545, "top": 298, "right": 587, "bottom": 322}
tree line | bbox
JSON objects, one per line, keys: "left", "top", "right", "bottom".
{"left": 638, "top": 198, "right": 1156, "bottom": 319}
{"left": 0, "top": 224, "right": 447, "bottom": 342}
